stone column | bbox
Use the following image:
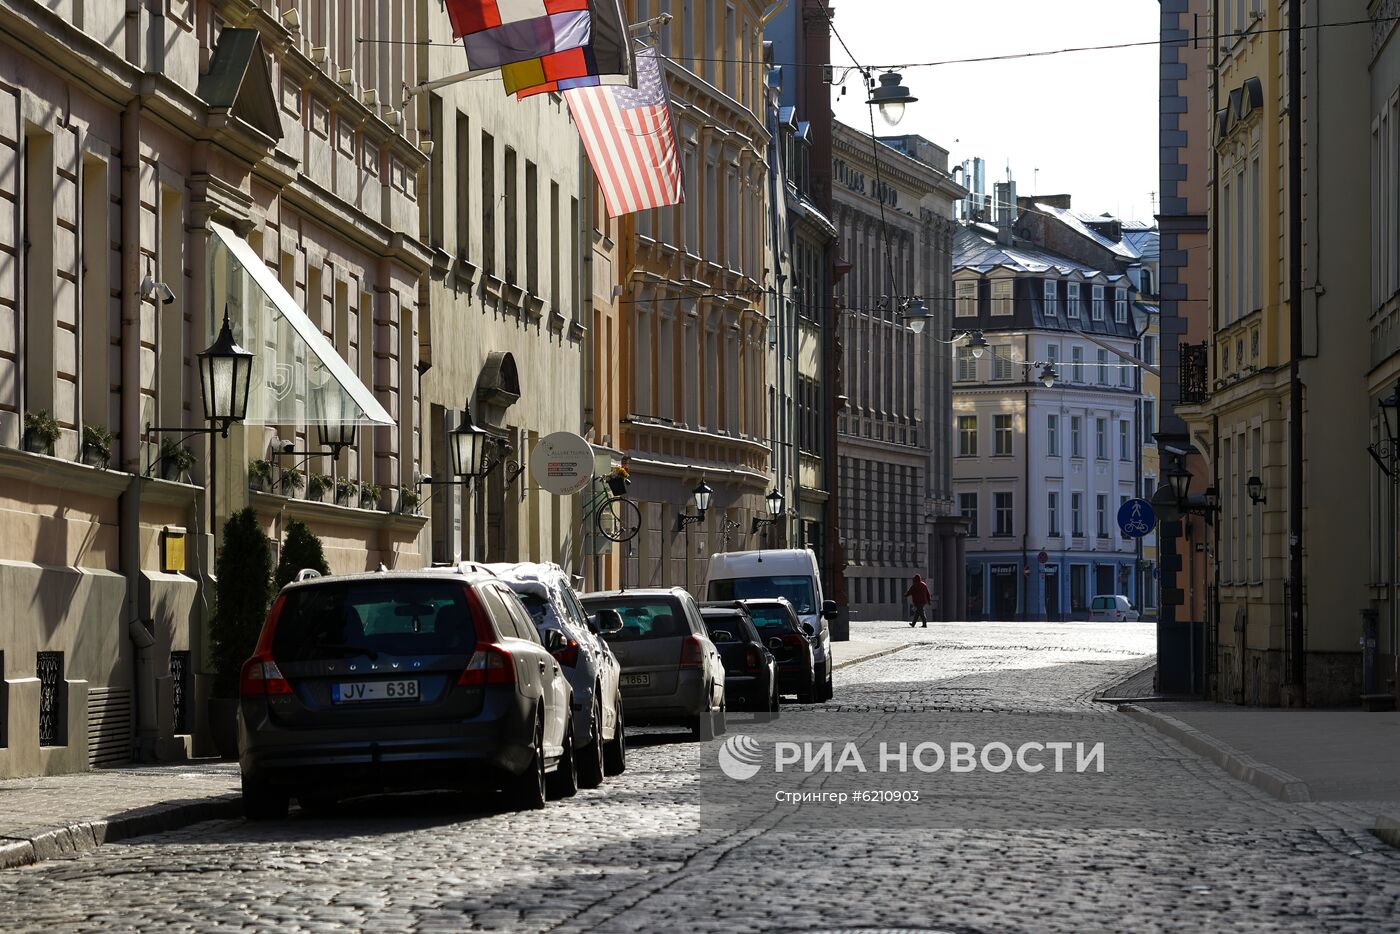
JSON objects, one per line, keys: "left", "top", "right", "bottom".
{"left": 942, "top": 531, "right": 959, "bottom": 622}
{"left": 954, "top": 532, "right": 968, "bottom": 620}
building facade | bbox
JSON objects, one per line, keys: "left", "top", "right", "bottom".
{"left": 832, "top": 123, "right": 963, "bottom": 621}
{"left": 0, "top": 0, "right": 430, "bottom": 776}
{"left": 1172, "top": 0, "right": 1372, "bottom": 706}
{"left": 617, "top": 0, "right": 776, "bottom": 596}
{"left": 952, "top": 211, "right": 1144, "bottom": 619}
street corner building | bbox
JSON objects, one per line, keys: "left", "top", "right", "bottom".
{"left": 0, "top": 1, "right": 433, "bottom": 777}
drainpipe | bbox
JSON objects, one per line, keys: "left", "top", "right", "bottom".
{"left": 120, "top": 91, "right": 158, "bottom": 760}
{"left": 1286, "top": 0, "right": 1306, "bottom": 701}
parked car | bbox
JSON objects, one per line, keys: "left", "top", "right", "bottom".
{"left": 237, "top": 566, "right": 577, "bottom": 819}
{"left": 1088, "top": 594, "right": 1141, "bottom": 622}
{"left": 699, "top": 603, "right": 778, "bottom": 713}
{"left": 488, "top": 562, "right": 626, "bottom": 784}
{"left": 580, "top": 588, "right": 727, "bottom": 741}
{"left": 740, "top": 597, "right": 817, "bottom": 703}
{"left": 706, "top": 550, "right": 837, "bottom": 700}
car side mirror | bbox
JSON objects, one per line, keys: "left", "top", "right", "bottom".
{"left": 594, "top": 609, "right": 625, "bottom": 636}
{"left": 821, "top": 600, "right": 839, "bottom": 620}
{"left": 801, "top": 622, "right": 816, "bottom": 637}
{"left": 584, "top": 615, "right": 601, "bottom": 635}
{"left": 544, "top": 629, "right": 568, "bottom": 653}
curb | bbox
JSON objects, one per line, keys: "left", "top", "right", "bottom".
{"left": 1118, "top": 704, "right": 1313, "bottom": 803}
{"left": 1092, "top": 659, "right": 1158, "bottom": 704}
{"left": 0, "top": 794, "right": 242, "bottom": 871}
{"left": 833, "top": 643, "right": 913, "bottom": 671}
{"left": 1374, "top": 814, "right": 1400, "bottom": 849}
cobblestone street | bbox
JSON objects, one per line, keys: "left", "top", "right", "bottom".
{"left": 4, "top": 621, "right": 1399, "bottom": 933}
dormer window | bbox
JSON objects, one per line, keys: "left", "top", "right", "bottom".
{"left": 1114, "top": 288, "right": 1128, "bottom": 323}
{"left": 1092, "top": 284, "right": 1105, "bottom": 321}
{"left": 1067, "top": 282, "right": 1081, "bottom": 318}
{"left": 1044, "top": 279, "right": 1058, "bottom": 315}
{"left": 991, "top": 279, "right": 1013, "bottom": 315}
{"left": 955, "top": 280, "right": 978, "bottom": 317}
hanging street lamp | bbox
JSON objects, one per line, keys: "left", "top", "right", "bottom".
{"left": 1038, "top": 363, "right": 1059, "bottom": 389}
{"left": 867, "top": 71, "right": 918, "bottom": 127}
{"left": 902, "top": 298, "right": 931, "bottom": 334}
{"left": 966, "top": 331, "right": 989, "bottom": 360}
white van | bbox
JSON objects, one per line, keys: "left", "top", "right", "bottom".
{"left": 1088, "top": 595, "right": 1141, "bottom": 622}
{"left": 705, "top": 549, "right": 836, "bottom": 701}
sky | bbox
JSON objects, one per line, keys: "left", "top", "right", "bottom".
{"left": 827, "top": 0, "right": 1160, "bottom": 223}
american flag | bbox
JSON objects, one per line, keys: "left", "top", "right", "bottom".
{"left": 564, "top": 46, "right": 684, "bottom": 218}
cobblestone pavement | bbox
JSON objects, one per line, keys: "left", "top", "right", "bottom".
{"left": 4, "top": 620, "right": 1400, "bottom": 933}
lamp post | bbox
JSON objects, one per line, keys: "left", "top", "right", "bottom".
{"left": 675, "top": 480, "right": 714, "bottom": 593}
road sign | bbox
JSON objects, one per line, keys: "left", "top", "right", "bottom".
{"left": 1037, "top": 550, "right": 1049, "bottom": 565}
{"left": 1117, "top": 498, "right": 1156, "bottom": 539}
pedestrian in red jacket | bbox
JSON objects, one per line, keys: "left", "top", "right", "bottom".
{"left": 905, "top": 574, "right": 932, "bottom": 628}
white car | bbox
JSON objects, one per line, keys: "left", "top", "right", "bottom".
{"left": 487, "top": 563, "right": 626, "bottom": 785}
{"left": 1088, "top": 595, "right": 1141, "bottom": 622}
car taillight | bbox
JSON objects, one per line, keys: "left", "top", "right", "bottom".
{"left": 553, "top": 639, "right": 581, "bottom": 668}
{"left": 679, "top": 635, "right": 705, "bottom": 669}
{"left": 782, "top": 633, "right": 809, "bottom": 651}
{"left": 458, "top": 644, "right": 515, "bottom": 686}
{"left": 239, "top": 655, "right": 292, "bottom": 697}
{"left": 745, "top": 645, "right": 764, "bottom": 672}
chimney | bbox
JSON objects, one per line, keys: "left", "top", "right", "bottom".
{"left": 993, "top": 179, "right": 1017, "bottom": 245}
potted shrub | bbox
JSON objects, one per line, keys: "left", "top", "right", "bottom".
{"left": 247, "top": 458, "right": 274, "bottom": 493}
{"left": 306, "top": 473, "right": 332, "bottom": 502}
{"left": 81, "top": 424, "right": 114, "bottom": 468}
{"left": 207, "top": 508, "right": 273, "bottom": 759}
{"left": 334, "top": 477, "right": 357, "bottom": 506}
{"left": 398, "top": 485, "right": 421, "bottom": 516}
{"left": 278, "top": 466, "right": 305, "bottom": 497}
{"left": 359, "top": 481, "right": 382, "bottom": 510}
{"left": 275, "top": 518, "right": 331, "bottom": 590}
{"left": 606, "top": 458, "right": 631, "bottom": 497}
{"left": 23, "top": 410, "right": 60, "bottom": 456}
{"left": 159, "top": 437, "right": 195, "bottom": 481}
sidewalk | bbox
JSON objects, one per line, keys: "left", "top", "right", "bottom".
{"left": 1119, "top": 700, "right": 1400, "bottom": 845}
{"left": 0, "top": 762, "right": 239, "bottom": 870}
{"left": 832, "top": 638, "right": 911, "bottom": 670}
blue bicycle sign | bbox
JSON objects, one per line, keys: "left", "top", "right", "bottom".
{"left": 1117, "top": 498, "right": 1156, "bottom": 539}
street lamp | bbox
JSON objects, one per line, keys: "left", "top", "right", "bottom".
{"left": 1247, "top": 475, "right": 1266, "bottom": 505}
{"left": 197, "top": 309, "right": 255, "bottom": 438}
{"left": 1038, "top": 363, "right": 1059, "bottom": 389}
{"left": 311, "top": 383, "right": 357, "bottom": 460}
{"left": 902, "top": 299, "right": 931, "bottom": 334}
{"left": 867, "top": 71, "right": 918, "bottom": 127}
{"left": 676, "top": 480, "right": 713, "bottom": 532}
{"left": 1166, "top": 460, "right": 1193, "bottom": 503}
{"left": 966, "top": 331, "right": 989, "bottom": 360}
{"left": 449, "top": 404, "right": 492, "bottom": 479}
{"left": 1204, "top": 486, "right": 1220, "bottom": 512}
{"left": 751, "top": 488, "right": 785, "bottom": 535}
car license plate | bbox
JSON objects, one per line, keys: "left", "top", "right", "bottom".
{"left": 332, "top": 679, "right": 420, "bottom": 703}
{"left": 620, "top": 673, "right": 651, "bottom": 688}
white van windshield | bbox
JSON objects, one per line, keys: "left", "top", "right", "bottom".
{"left": 708, "top": 576, "right": 815, "bottom": 614}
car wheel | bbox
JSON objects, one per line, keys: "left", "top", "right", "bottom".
{"left": 604, "top": 696, "right": 627, "bottom": 776}
{"left": 242, "top": 775, "right": 288, "bottom": 821}
{"left": 511, "top": 714, "right": 548, "bottom": 811}
{"left": 714, "top": 700, "right": 727, "bottom": 736}
{"left": 690, "top": 702, "right": 717, "bottom": 742}
{"left": 797, "top": 671, "right": 815, "bottom": 704}
{"left": 547, "top": 720, "right": 579, "bottom": 800}
{"left": 769, "top": 684, "right": 781, "bottom": 712}
{"left": 823, "top": 669, "right": 834, "bottom": 702}
{"left": 577, "top": 697, "right": 606, "bottom": 790}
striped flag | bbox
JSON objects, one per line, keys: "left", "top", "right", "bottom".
{"left": 509, "top": 0, "right": 631, "bottom": 98}
{"left": 565, "top": 46, "right": 684, "bottom": 218}
{"left": 446, "top": 0, "right": 588, "bottom": 38}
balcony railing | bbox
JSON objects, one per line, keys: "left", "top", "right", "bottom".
{"left": 1179, "top": 341, "right": 1210, "bottom": 405}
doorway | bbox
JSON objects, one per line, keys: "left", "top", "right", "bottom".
{"left": 991, "top": 564, "right": 1018, "bottom": 619}
{"left": 1042, "top": 569, "right": 1060, "bottom": 620}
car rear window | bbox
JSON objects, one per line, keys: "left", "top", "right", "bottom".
{"left": 702, "top": 614, "right": 747, "bottom": 643}
{"left": 745, "top": 605, "right": 799, "bottom": 634}
{"left": 707, "top": 576, "right": 815, "bottom": 614}
{"left": 583, "top": 597, "right": 688, "bottom": 641}
{"left": 272, "top": 580, "right": 475, "bottom": 661}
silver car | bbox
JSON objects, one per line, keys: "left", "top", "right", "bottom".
{"left": 488, "top": 563, "right": 626, "bottom": 784}
{"left": 580, "top": 589, "right": 727, "bottom": 741}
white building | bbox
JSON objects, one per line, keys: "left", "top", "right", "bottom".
{"left": 953, "top": 219, "right": 1145, "bottom": 619}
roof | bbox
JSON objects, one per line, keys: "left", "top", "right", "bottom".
{"left": 954, "top": 224, "right": 1102, "bottom": 277}
{"left": 277, "top": 565, "right": 499, "bottom": 593}
{"left": 1035, "top": 204, "right": 1141, "bottom": 261}
{"left": 1121, "top": 225, "right": 1161, "bottom": 263}
{"left": 581, "top": 589, "right": 688, "bottom": 600}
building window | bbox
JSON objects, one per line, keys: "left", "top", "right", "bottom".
{"left": 1071, "top": 346, "right": 1084, "bottom": 382}
{"left": 994, "top": 414, "right": 1013, "bottom": 455}
{"left": 960, "top": 492, "right": 979, "bottom": 536}
{"left": 1096, "top": 493, "right": 1109, "bottom": 538}
{"left": 1119, "top": 357, "right": 1131, "bottom": 387}
{"left": 1048, "top": 491, "right": 1061, "bottom": 536}
{"left": 1097, "top": 348, "right": 1108, "bottom": 383}
{"left": 1070, "top": 416, "right": 1083, "bottom": 458}
{"left": 1143, "top": 398, "right": 1157, "bottom": 438}
{"left": 1096, "top": 418, "right": 1108, "bottom": 459}
{"left": 1047, "top": 413, "right": 1059, "bottom": 456}
{"left": 1119, "top": 420, "right": 1131, "bottom": 460}
{"left": 994, "top": 492, "right": 1014, "bottom": 536}
{"left": 1143, "top": 335, "right": 1158, "bottom": 365}
{"left": 991, "top": 278, "right": 1013, "bottom": 315}
{"left": 1067, "top": 282, "right": 1081, "bottom": 318}
{"left": 1092, "top": 284, "right": 1105, "bottom": 320}
{"left": 993, "top": 346, "right": 1014, "bottom": 380}
{"left": 1114, "top": 288, "right": 1128, "bottom": 323}
{"left": 958, "top": 415, "right": 978, "bottom": 456}
{"left": 956, "top": 279, "right": 978, "bottom": 317}
{"left": 956, "top": 345, "right": 977, "bottom": 381}
{"left": 1072, "top": 492, "right": 1084, "bottom": 536}
{"left": 1044, "top": 278, "right": 1058, "bottom": 315}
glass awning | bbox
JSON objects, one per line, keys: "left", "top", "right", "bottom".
{"left": 209, "top": 224, "right": 393, "bottom": 427}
